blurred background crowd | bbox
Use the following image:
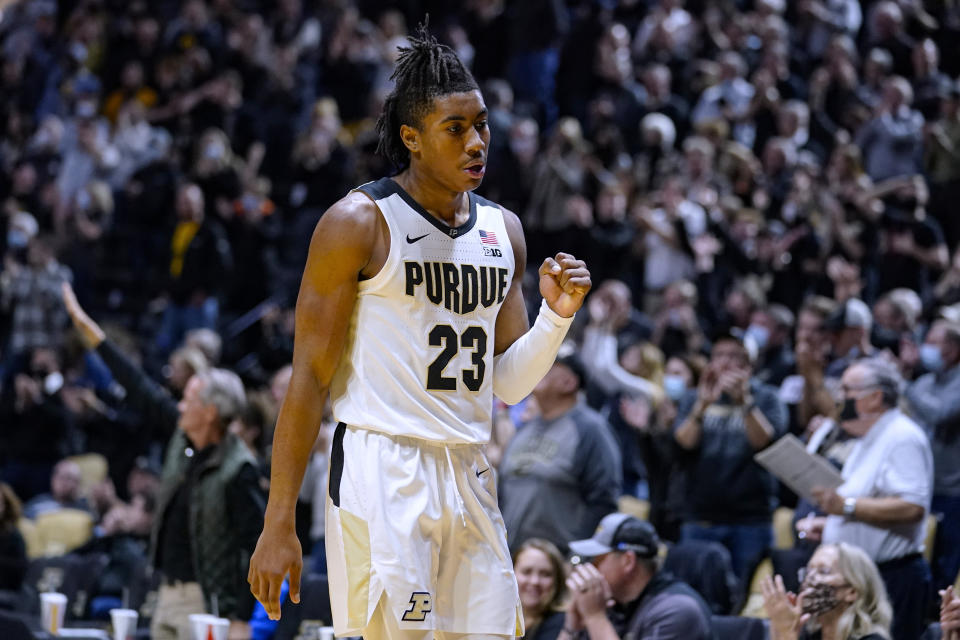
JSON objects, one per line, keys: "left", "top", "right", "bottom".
{"left": 0, "top": 0, "right": 959, "bottom": 638}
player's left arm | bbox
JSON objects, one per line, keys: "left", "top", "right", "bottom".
{"left": 491, "top": 208, "right": 592, "bottom": 404}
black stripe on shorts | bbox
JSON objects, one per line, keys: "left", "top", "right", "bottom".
{"left": 328, "top": 422, "right": 346, "bottom": 507}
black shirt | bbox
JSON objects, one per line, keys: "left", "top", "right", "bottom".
{"left": 156, "top": 443, "right": 264, "bottom": 589}
{"left": 157, "top": 445, "right": 213, "bottom": 582}
{"left": 876, "top": 208, "right": 946, "bottom": 297}
{"left": 524, "top": 610, "right": 564, "bottom": 640}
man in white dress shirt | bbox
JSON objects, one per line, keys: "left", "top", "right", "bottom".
{"left": 806, "top": 357, "right": 933, "bottom": 640}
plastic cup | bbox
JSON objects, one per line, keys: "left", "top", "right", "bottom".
{"left": 40, "top": 592, "right": 68, "bottom": 635}
{"left": 109, "top": 608, "right": 138, "bottom": 640}
{"left": 189, "top": 613, "right": 230, "bottom": 640}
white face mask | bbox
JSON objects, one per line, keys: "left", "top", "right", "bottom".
{"left": 663, "top": 375, "right": 687, "bottom": 401}
{"left": 745, "top": 324, "right": 770, "bottom": 351}
{"left": 920, "top": 343, "right": 944, "bottom": 372}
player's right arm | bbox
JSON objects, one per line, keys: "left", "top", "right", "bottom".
{"left": 248, "top": 191, "right": 382, "bottom": 620}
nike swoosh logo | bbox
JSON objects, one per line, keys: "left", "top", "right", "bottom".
{"left": 406, "top": 233, "right": 430, "bottom": 244}
{"left": 476, "top": 468, "right": 489, "bottom": 478}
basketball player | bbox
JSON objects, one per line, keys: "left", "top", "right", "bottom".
{"left": 248, "top": 28, "right": 591, "bottom": 639}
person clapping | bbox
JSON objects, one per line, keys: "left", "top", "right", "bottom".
{"left": 762, "top": 543, "right": 892, "bottom": 640}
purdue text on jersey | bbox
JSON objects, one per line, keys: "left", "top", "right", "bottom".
{"left": 404, "top": 261, "right": 509, "bottom": 315}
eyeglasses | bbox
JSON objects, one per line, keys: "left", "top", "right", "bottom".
{"left": 840, "top": 384, "right": 880, "bottom": 399}
{"left": 840, "top": 384, "right": 878, "bottom": 394}
{"left": 797, "top": 566, "right": 849, "bottom": 585}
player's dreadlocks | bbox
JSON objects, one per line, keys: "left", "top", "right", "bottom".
{"left": 376, "top": 23, "right": 480, "bottom": 171}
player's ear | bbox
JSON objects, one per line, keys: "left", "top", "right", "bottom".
{"left": 400, "top": 124, "right": 420, "bottom": 154}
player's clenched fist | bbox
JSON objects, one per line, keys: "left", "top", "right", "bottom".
{"left": 538, "top": 252, "right": 592, "bottom": 318}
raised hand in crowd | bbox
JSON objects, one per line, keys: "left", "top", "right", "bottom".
{"left": 826, "top": 256, "right": 862, "bottom": 303}
{"left": 717, "top": 365, "right": 751, "bottom": 405}
{"left": 619, "top": 394, "right": 653, "bottom": 433}
{"left": 587, "top": 291, "right": 616, "bottom": 331}
{"left": 761, "top": 574, "right": 808, "bottom": 640}
{"left": 62, "top": 282, "right": 105, "bottom": 349}
{"left": 695, "top": 363, "right": 722, "bottom": 409}
{"left": 795, "top": 338, "right": 826, "bottom": 382}
{"left": 692, "top": 233, "right": 722, "bottom": 273}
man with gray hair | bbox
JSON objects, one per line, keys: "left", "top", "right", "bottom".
{"left": 62, "top": 283, "right": 265, "bottom": 640}
{"left": 904, "top": 320, "right": 960, "bottom": 595}
{"left": 805, "top": 357, "right": 932, "bottom": 640}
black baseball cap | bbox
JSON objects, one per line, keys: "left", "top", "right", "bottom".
{"left": 568, "top": 513, "right": 660, "bottom": 559}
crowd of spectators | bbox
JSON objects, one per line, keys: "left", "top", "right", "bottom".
{"left": 1, "top": 0, "right": 960, "bottom": 639}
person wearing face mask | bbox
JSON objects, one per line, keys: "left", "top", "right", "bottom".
{"left": 619, "top": 355, "right": 699, "bottom": 542}
{"left": 805, "top": 357, "right": 932, "bottom": 640}
{"left": 761, "top": 542, "right": 893, "bottom": 640}
{"left": 674, "top": 333, "right": 788, "bottom": 583}
{"left": 748, "top": 304, "right": 796, "bottom": 387}
{"left": 4, "top": 211, "right": 38, "bottom": 264}
{"left": 904, "top": 320, "right": 960, "bottom": 596}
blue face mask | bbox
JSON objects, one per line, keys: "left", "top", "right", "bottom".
{"left": 920, "top": 344, "right": 944, "bottom": 373}
{"left": 745, "top": 324, "right": 770, "bottom": 351}
{"left": 6, "top": 229, "right": 28, "bottom": 249}
{"left": 663, "top": 375, "right": 687, "bottom": 401}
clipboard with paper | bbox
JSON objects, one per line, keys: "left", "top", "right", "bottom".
{"left": 753, "top": 433, "right": 844, "bottom": 502}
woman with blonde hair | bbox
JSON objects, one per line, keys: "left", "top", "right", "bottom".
{"left": 513, "top": 538, "right": 568, "bottom": 640}
{"left": 762, "top": 542, "right": 892, "bottom": 640}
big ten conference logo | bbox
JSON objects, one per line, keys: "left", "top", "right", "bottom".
{"left": 483, "top": 247, "right": 502, "bottom": 257}
{"left": 401, "top": 592, "right": 433, "bottom": 621}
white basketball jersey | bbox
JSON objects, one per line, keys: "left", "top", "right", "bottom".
{"left": 329, "top": 178, "right": 515, "bottom": 444}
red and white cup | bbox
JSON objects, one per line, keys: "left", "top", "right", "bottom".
{"left": 188, "top": 613, "right": 229, "bottom": 640}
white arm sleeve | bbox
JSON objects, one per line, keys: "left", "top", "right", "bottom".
{"left": 493, "top": 300, "right": 575, "bottom": 405}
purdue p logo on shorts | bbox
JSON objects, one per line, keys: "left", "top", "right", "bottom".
{"left": 401, "top": 592, "right": 433, "bottom": 621}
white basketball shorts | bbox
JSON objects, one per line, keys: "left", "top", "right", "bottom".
{"left": 324, "top": 423, "right": 524, "bottom": 637}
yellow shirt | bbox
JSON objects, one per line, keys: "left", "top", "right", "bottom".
{"left": 170, "top": 221, "right": 200, "bottom": 278}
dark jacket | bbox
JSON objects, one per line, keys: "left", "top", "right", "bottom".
{"left": 166, "top": 220, "right": 233, "bottom": 305}
{"left": 610, "top": 571, "right": 713, "bottom": 640}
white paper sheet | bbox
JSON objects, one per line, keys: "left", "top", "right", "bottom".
{"left": 753, "top": 433, "right": 844, "bottom": 502}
